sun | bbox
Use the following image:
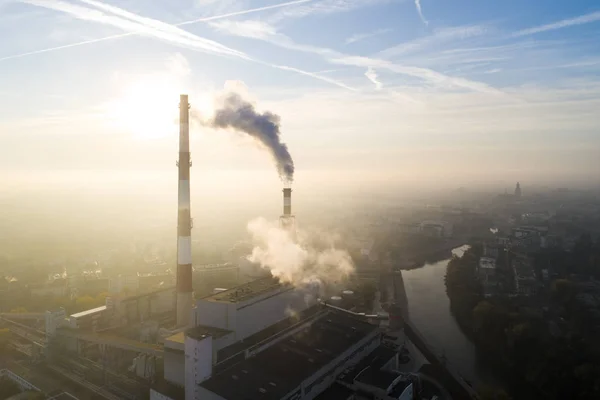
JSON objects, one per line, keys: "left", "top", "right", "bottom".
{"left": 106, "top": 75, "right": 183, "bottom": 140}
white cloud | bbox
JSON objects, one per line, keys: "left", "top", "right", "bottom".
{"left": 209, "top": 19, "right": 277, "bottom": 39}
{"left": 365, "top": 67, "right": 382, "bottom": 90}
{"left": 415, "top": 0, "right": 427, "bottom": 26}
{"left": 513, "top": 11, "right": 600, "bottom": 37}
{"left": 345, "top": 28, "right": 392, "bottom": 45}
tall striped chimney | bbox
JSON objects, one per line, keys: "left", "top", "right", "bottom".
{"left": 280, "top": 186, "right": 295, "bottom": 233}
{"left": 176, "top": 94, "right": 193, "bottom": 327}
{"left": 283, "top": 187, "right": 292, "bottom": 216}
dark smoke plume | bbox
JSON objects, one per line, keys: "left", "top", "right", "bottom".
{"left": 202, "top": 92, "right": 294, "bottom": 183}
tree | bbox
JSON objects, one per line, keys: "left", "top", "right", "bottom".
{"left": 551, "top": 279, "right": 575, "bottom": 304}
{"left": 74, "top": 295, "right": 98, "bottom": 312}
{"left": 96, "top": 291, "right": 110, "bottom": 305}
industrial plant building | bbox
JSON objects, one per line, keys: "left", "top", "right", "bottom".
{"left": 0, "top": 94, "right": 441, "bottom": 400}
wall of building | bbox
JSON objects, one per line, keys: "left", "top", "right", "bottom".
{"left": 45, "top": 309, "right": 67, "bottom": 339}
{"left": 151, "top": 289, "right": 176, "bottom": 315}
{"left": 150, "top": 388, "right": 177, "bottom": 400}
{"left": 194, "top": 286, "right": 319, "bottom": 342}
{"left": 164, "top": 350, "right": 185, "bottom": 387}
{"left": 193, "top": 386, "right": 227, "bottom": 400}
{"left": 235, "top": 287, "right": 317, "bottom": 341}
{"left": 185, "top": 335, "right": 213, "bottom": 400}
{"left": 193, "top": 301, "right": 236, "bottom": 331}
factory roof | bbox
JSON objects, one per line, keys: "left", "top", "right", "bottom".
{"left": 216, "top": 305, "right": 323, "bottom": 363}
{"left": 70, "top": 305, "right": 107, "bottom": 319}
{"left": 151, "top": 380, "right": 184, "bottom": 400}
{"left": 202, "top": 276, "right": 283, "bottom": 304}
{"left": 200, "top": 311, "right": 379, "bottom": 400}
{"left": 187, "top": 325, "right": 232, "bottom": 341}
{"left": 120, "top": 286, "right": 175, "bottom": 303}
{"left": 355, "top": 367, "right": 403, "bottom": 390}
{"left": 314, "top": 383, "right": 354, "bottom": 400}
{"left": 338, "top": 344, "right": 397, "bottom": 385}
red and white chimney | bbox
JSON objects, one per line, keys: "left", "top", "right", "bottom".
{"left": 176, "top": 94, "right": 193, "bottom": 327}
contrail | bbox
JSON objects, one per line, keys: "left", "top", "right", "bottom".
{"left": 198, "top": 91, "right": 295, "bottom": 183}
{"left": 22, "top": 0, "right": 248, "bottom": 59}
{"left": 2, "top": 0, "right": 312, "bottom": 62}
{"left": 415, "top": 0, "right": 428, "bottom": 26}
{"left": 13, "top": 0, "right": 355, "bottom": 91}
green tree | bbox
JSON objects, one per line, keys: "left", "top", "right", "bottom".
{"left": 74, "top": 295, "right": 98, "bottom": 312}
{"left": 551, "top": 279, "right": 575, "bottom": 303}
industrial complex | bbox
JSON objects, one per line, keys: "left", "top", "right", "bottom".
{"left": 0, "top": 95, "right": 477, "bottom": 400}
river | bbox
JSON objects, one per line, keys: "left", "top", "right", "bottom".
{"left": 401, "top": 245, "right": 501, "bottom": 390}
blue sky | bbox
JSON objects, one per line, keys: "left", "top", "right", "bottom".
{"left": 1, "top": 0, "right": 600, "bottom": 189}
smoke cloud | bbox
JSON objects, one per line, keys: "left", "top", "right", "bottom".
{"left": 246, "top": 217, "right": 354, "bottom": 286}
{"left": 197, "top": 88, "right": 294, "bottom": 183}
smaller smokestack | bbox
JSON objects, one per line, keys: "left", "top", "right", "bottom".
{"left": 283, "top": 187, "right": 292, "bottom": 217}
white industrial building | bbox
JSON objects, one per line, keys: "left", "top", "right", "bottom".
{"left": 151, "top": 276, "right": 409, "bottom": 400}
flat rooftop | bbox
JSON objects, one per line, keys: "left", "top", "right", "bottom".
{"left": 202, "top": 277, "right": 283, "bottom": 303}
{"left": 314, "top": 382, "right": 354, "bottom": 400}
{"left": 187, "top": 325, "right": 232, "bottom": 341}
{"left": 338, "top": 345, "right": 397, "bottom": 385}
{"left": 200, "top": 311, "right": 379, "bottom": 400}
{"left": 216, "top": 305, "right": 323, "bottom": 363}
{"left": 70, "top": 305, "right": 106, "bottom": 319}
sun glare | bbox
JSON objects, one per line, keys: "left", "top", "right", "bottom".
{"left": 106, "top": 75, "right": 182, "bottom": 140}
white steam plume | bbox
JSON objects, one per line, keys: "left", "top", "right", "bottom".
{"left": 246, "top": 217, "right": 354, "bottom": 286}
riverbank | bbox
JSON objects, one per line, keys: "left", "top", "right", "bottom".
{"left": 443, "top": 246, "right": 600, "bottom": 400}
{"left": 400, "top": 248, "right": 504, "bottom": 393}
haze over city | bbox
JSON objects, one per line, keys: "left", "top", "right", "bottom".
{"left": 1, "top": 1, "right": 599, "bottom": 400}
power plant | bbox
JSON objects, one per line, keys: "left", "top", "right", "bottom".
{"left": 0, "top": 95, "right": 469, "bottom": 400}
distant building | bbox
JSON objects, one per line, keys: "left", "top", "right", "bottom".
{"left": 512, "top": 255, "right": 538, "bottom": 297}
{"left": 29, "top": 279, "right": 68, "bottom": 298}
{"left": 109, "top": 274, "right": 139, "bottom": 294}
{"left": 483, "top": 242, "right": 499, "bottom": 259}
{"left": 478, "top": 257, "right": 498, "bottom": 298}
{"left": 514, "top": 182, "right": 522, "bottom": 198}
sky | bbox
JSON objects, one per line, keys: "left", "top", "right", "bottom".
{"left": 1, "top": 0, "right": 600, "bottom": 193}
